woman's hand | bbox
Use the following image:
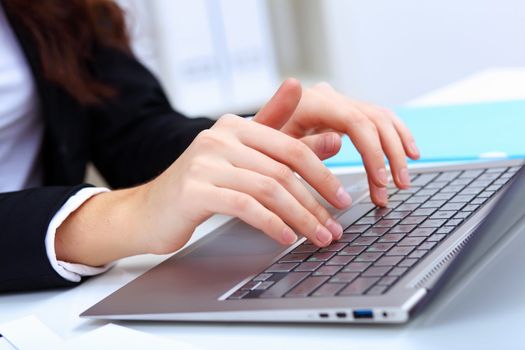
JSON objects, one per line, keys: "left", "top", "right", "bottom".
{"left": 254, "top": 79, "right": 420, "bottom": 206}
{"left": 56, "top": 83, "right": 352, "bottom": 266}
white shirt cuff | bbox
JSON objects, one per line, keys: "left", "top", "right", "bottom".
{"left": 44, "top": 187, "right": 112, "bottom": 282}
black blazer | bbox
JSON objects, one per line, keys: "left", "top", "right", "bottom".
{"left": 0, "top": 5, "right": 215, "bottom": 292}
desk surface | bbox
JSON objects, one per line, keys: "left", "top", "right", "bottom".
{"left": 2, "top": 68, "right": 525, "bottom": 349}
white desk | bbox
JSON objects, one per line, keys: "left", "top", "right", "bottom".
{"left": 2, "top": 68, "right": 525, "bottom": 349}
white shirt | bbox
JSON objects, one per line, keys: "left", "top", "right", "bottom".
{"left": 0, "top": 5, "right": 109, "bottom": 282}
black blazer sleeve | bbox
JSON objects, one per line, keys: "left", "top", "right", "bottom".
{"left": 0, "top": 47, "right": 216, "bottom": 292}
{"left": 0, "top": 185, "right": 90, "bottom": 292}
{"left": 88, "top": 45, "right": 216, "bottom": 188}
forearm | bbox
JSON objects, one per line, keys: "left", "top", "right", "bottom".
{"left": 55, "top": 185, "right": 148, "bottom": 267}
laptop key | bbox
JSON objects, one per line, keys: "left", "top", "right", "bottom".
{"left": 326, "top": 255, "right": 354, "bottom": 266}
{"left": 319, "top": 242, "right": 347, "bottom": 252}
{"left": 389, "top": 224, "right": 416, "bottom": 233}
{"left": 295, "top": 261, "right": 323, "bottom": 272}
{"left": 376, "top": 219, "right": 400, "bottom": 228}
{"left": 343, "top": 262, "right": 371, "bottom": 273}
{"left": 367, "top": 242, "right": 395, "bottom": 252}
{"left": 285, "top": 276, "right": 330, "bottom": 298}
{"left": 419, "top": 241, "right": 437, "bottom": 250}
{"left": 362, "top": 266, "right": 392, "bottom": 277}
{"left": 398, "top": 258, "right": 418, "bottom": 268}
{"left": 384, "top": 211, "right": 410, "bottom": 220}
{"left": 375, "top": 256, "right": 403, "bottom": 266}
{"left": 344, "top": 225, "right": 370, "bottom": 233}
{"left": 427, "top": 233, "right": 446, "bottom": 242}
{"left": 408, "top": 250, "right": 429, "bottom": 259}
{"left": 253, "top": 273, "right": 273, "bottom": 281}
{"left": 366, "top": 285, "right": 389, "bottom": 295}
{"left": 229, "top": 290, "right": 250, "bottom": 299}
{"left": 312, "top": 282, "right": 347, "bottom": 297}
{"left": 279, "top": 253, "right": 311, "bottom": 263}
{"left": 378, "top": 233, "right": 405, "bottom": 243}
{"left": 421, "top": 219, "right": 447, "bottom": 228}
{"left": 253, "top": 281, "right": 275, "bottom": 290}
{"left": 436, "top": 226, "right": 454, "bottom": 234}
{"left": 340, "top": 245, "right": 366, "bottom": 255}
{"left": 292, "top": 245, "right": 319, "bottom": 254}
{"left": 363, "top": 227, "right": 389, "bottom": 237}
{"left": 421, "top": 200, "right": 446, "bottom": 208}
{"left": 260, "top": 272, "right": 309, "bottom": 298}
{"left": 411, "top": 173, "right": 438, "bottom": 186}
{"left": 440, "top": 202, "right": 465, "bottom": 211}
{"left": 408, "top": 227, "right": 436, "bottom": 237}
{"left": 400, "top": 216, "right": 426, "bottom": 225}
{"left": 308, "top": 252, "right": 336, "bottom": 262}
{"left": 377, "top": 276, "right": 398, "bottom": 286}
{"left": 386, "top": 246, "right": 415, "bottom": 256}
{"left": 313, "top": 265, "right": 343, "bottom": 276}
{"left": 266, "top": 262, "right": 298, "bottom": 273}
{"left": 339, "top": 233, "right": 359, "bottom": 242}
{"left": 388, "top": 267, "right": 408, "bottom": 277}
{"left": 430, "top": 211, "right": 456, "bottom": 219}
{"left": 337, "top": 203, "right": 376, "bottom": 230}
{"left": 329, "top": 272, "right": 359, "bottom": 283}
{"left": 351, "top": 236, "right": 378, "bottom": 246}
{"left": 354, "top": 252, "right": 383, "bottom": 262}
{"left": 398, "top": 236, "right": 426, "bottom": 246}
{"left": 339, "top": 277, "right": 380, "bottom": 295}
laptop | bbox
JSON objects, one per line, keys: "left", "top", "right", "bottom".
{"left": 81, "top": 159, "right": 525, "bottom": 323}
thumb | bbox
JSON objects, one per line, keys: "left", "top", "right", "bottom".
{"left": 300, "top": 132, "right": 342, "bottom": 160}
{"left": 253, "top": 78, "right": 302, "bottom": 130}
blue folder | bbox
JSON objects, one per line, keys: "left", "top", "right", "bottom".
{"left": 324, "top": 100, "right": 525, "bottom": 167}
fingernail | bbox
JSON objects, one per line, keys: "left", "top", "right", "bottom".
{"left": 336, "top": 186, "right": 352, "bottom": 207}
{"left": 377, "top": 168, "right": 388, "bottom": 187}
{"left": 376, "top": 187, "right": 388, "bottom": 205}
{"left": 325, "top": 218, "right": 343, "bottom": 239}
{"left": 315, "top": 224, "right": 332, "bottom": 245}
{"left": 281, "top": 227, "right": 298, "bottom": 245}
{"left": 398, "top": 167, "right": 411, "bottom": 187}
{"left": 410, "top": 141, "right": 420, "bottom": 157}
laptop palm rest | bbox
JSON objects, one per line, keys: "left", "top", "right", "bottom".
{"left": 82, "top": 219, "right": 287, "bottom": 317}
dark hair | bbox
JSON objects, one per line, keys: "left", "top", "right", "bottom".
{"left": 4, "top": 0, "right": 131, "bottom": 104}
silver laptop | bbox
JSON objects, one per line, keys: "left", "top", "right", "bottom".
{"left": 81, "top": 159, "right": 525, "bottom": 323}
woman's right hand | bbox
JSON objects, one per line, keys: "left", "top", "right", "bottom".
{"left": 56, "top": 82, "right": 351, "bottom": 267}
{"left": 138, "top": 112, "right": 351, "bottom": 255}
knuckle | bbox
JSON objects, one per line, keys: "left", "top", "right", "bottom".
{"left": 195, "top": 129, "right": 223, "bottom": 149}
{"left": 256, "top": 177, "right": 279, "bottom": 198}
{"left": 229, "top": 193, "right": 252, "bottom": 212}
{"left": 288, "top": 140, "right": 308, "bottom": 160}
{"left": 216, "top": 113, "right": 241, "bottom": 128}
{"left": 274, "top": 164, "right": 294, "bottom": 184}
{"left": 312, "top": 200, "right": 329, "bottom": 220}
{"left": 319, "top": 167, "right": 337, "bottom": 188}
{"left": 186, "top": 156, "right": 210, "bottom": 177}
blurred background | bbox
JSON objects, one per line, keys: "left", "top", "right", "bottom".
{"left": 115, "top": 0, "right": 525, "bottom": 117}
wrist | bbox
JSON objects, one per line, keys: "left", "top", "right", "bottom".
{"left": 55, "top": 185, "right": 148, "bottom": 266}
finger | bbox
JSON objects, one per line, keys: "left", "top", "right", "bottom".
{"left": 300, "top": 132, "right": 342, "bottom": 160}
{"left": 225, "top": 143, "right": 342, "bottom": 240}
{"left": 352, "top": 102, "right": 420, "bottom": 161}
{"left": 285, "top": 89, "right": 390, "bottom": 190}
{"left": 389, "top": 112, "right": 420, "bottom": 160}
{"left": 253, "top": 78, "right": 302, "bottom": 129}
{"left": 368, "top": 174, "right": 389, "bottom": 207}
{"left": 213, "top": 165, "right": 337, "bottom": 246}
{"left": 223, "top": 118, "right": 352, "bottom": 209}
{"left": 208, "top": 187, "right": 298, "bottom": 245}
{"left": 355, "top": 106, "right": 411, "bottom": 189}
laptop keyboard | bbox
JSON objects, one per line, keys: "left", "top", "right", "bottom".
{"left": 227, "top": 165, "right": 521, "bottom": 300}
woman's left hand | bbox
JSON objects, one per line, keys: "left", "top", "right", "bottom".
{"left": 254, "top": 79, "right": 420, "bottom": 206}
